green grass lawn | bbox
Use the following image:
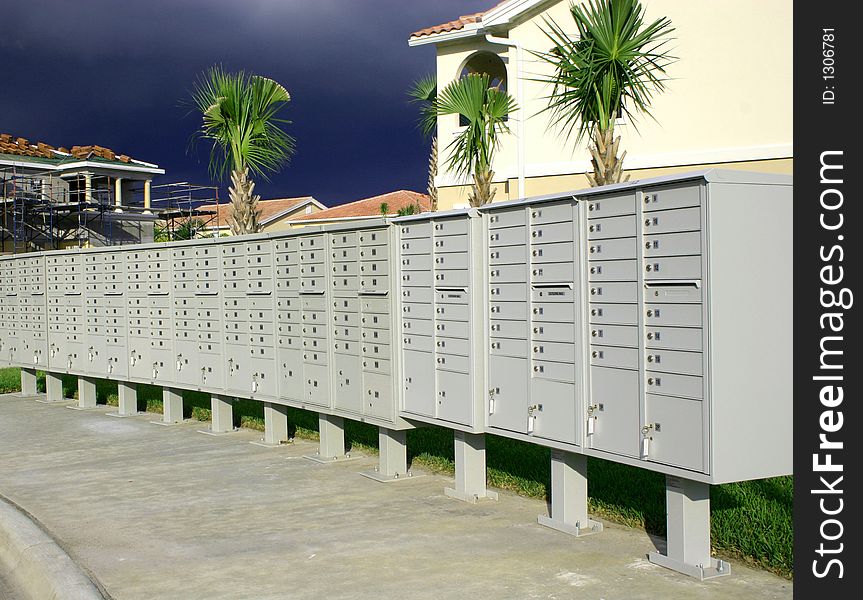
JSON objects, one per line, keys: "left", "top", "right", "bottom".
{"left": 0, "top": 366, "right": 792, "bottom": 577}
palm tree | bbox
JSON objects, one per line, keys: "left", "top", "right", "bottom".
{"left": 536, "top": 0, "right": 675, "bottom": 186}
{"left": 189, "top": 66, "right": 295, "bottom": 235}
{"left": 407, "top": 74, "right": 439, "bottom": 211}
{"left": 435, "top": 73, "right": 518, "bottom": 207}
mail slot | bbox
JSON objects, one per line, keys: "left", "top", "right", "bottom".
{"left": 401, "top": 271, "right": 432, "bottom": 286}
{"left": 403, "top": 317, "right": 434, "bottom": 336}
{"left": 642, "top": 184, "right": 701, "bottom": 212}
{"left": 401, "top": 303, "right": 433, "bottom": 320}
{"left": 645, "top": 371, "right": 703, "bottom": 400}
{"left": 332, "top": 276, "right": 358, "bottom": 290}
{"left": 530, "top": 322, "right": 575, "bottom": 344}
{"left": 333, "top": 261, "right": 359, "bottom": 276}
{"left": 400, "top": 254, "right": 432, "bottom": 271}
{"left": 645, "top": 349, "right": 703, "bottom": 376}
{"left": 642, "top": 207, "right": 701, "bottom": 234}
{"left": 332, "top": 297, "right": 360, "bottom": 313}
{"left": 487, "top": 208, "right": 526, "bottom": 229}
{"left": 590, "top": 345, "right": 639, "bottom": 370}
{"left": 529, "top": 201, "right": 574, "bottom": 225}
{"left": 403, "top": 333, "right": 434, "bottom": 352}
{"left": 644, "top": 303, "right": 702, "bottom": 327}
{"left": 489, "top": 337, "right": 528, "bottom": 359}
{"left": 361, "top": 297, "right": 390, "bottom": 314}
{"left": 488, "top": 227, "right": 525, "bottom": 247}
{"left": 331, "top": 231, "right": 358, "bottom": 247}
{"left": 644, "top": 283, "right": 703, "bottom": 304}
{"left": 435, "top": 336, "right": 471, "bottom": 356}
{"left": 644, "top": 256, "right": 702, "bottom": 280}
{"left": 488, "top": 283, "right": 528, "bottom": 302}
{"left": 359, "top": 229, "right": 389, "bottom": 246}
{"left": 434, "top": 353, "right": 469, "bottom": 374}
{"left": 432, "top": 218, "right": 469, "bottom": 237}
{"left": 433, "top": 234, "right": 469, "bottom": 253}
{"left": 361, "top": 312, "right": 391, "bottom": 330}
{"left": 362, "top": 327, "right": 391, "bottom": 344}
{"left": 434, "top": 303, "right": 470, "bottom": 321}
{"left": 400, "top": 237, "right": 432, "bottom": 255}
{"left": 589, "top": 324, "right": 639, "bottom": 347}
{"left": 584, "top": 193, "right": 636, "bottom": 218}
{"left": 643, "top": 231, "right": 702, "bottom": 257}
{"left": 299, "top": 235, "right": 324, "bottom": 250}
{"left": 530, "top": 242, "right": 574, "bottom": 264}
{"left": 434, "top": 319, "right": 469, "bottom": 339}
{"left": 587, "top": 237, "right": 638, "bottom": 260}
{"left": 489, "top": 265, "right": 527, "bottom": 283}
{"left": 400, "top": 222, "right": 432, "bottom": 239}
{"left": 588, "top": 260, "right": 638, "bottom": 282}
{"left": 587, "top": 215, "right": 638, "bottom": 240}
{"left": 532, "top": 341, "right": 574, "bottom": 363}
{"left": 531, "top": 302, "right": 574, "bottom": 323}
{"left": 331, "top": 246, "right": 358, "bottom": 263}
{"left": 530, "top": 221, "right": 573, "bottom": 244}
{"left": 587, "top": 282, "right": 638, "bottom": 303}
{"left": 489, "top": 245, "right": 527, "bottom": 265}
{"left": 401, "top": 286, "right": 433, "bottom": 303}
{"left": 433, "top": 253, "right": 469, "bottom": 270}
{"left": 490, "top": 319, "right": 529, "bottom": 340}
{"left": 532, "top": 359, "right": 576, "bottom": 382}
{"left": 645, "top": 326, "right": 703, "bottom": 352}
{"left": 529, "top": 262, "right": 574, "bottom": 284}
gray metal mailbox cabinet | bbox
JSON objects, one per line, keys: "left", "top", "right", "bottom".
{"left": 395, "top": 209, "right": 486, "bottom": 432}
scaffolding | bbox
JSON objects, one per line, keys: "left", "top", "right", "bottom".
{"left": 1, "top": 165, "right": 220, "bottom": 253}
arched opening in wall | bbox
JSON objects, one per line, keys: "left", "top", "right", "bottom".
{"left": 458, "top": 51, "right": 508, "bottom": 127}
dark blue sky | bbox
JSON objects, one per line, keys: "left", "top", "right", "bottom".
{"left": 1, "top": 0, "right": 491, "bottom": 207}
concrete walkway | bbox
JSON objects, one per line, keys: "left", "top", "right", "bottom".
{"left": 0, "top": 392, "right": 792, "bottom": 600}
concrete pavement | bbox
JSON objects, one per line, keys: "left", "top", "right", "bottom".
{"left": 0, "top": 392, "right": 792, "bottom": 599}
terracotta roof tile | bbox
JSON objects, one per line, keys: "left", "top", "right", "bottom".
{"left": 0, "top": 132, "right": 137, "bottom": 163}
{"left": 197, "top": 196, "right": 319, "bottom": 228}
{"left": 409, "top": 1, "right": 511, "bottom": 40}
{"left": 291, "top": 190, "right": 429, "bottom": 222}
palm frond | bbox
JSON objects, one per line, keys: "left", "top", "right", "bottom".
{"left": 189, "top": 65, "right": 296, "bottom": 182}
{"left": 407, "top": 74, "right": 438, "bottom": 138}
{"left": 436, "top": 74, "right": 517, "bottom": 181}
{"left": 532, "top": 0, "right": 676, "bottom": 143}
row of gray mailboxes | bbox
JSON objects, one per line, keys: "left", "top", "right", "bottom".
{"left": 0, "top": 170, "right": 793, "bottom": 485}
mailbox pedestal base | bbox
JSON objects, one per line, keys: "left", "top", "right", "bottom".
{"left": 361, "top": 428, "right": 419, "bottom": 483}
{"left": 36, "top": 372, "right": 66, "bottom": 404}
{"left": 199, "top": 395, "right": 235, "bottom": 435}
{"left": 152, "top": 388, "right": 183, "bottom": 425}
{"left": 305, "top": 414, "right": 358, "bottom": 463}
{"left": 250, "top": 402, "right": 292, "bottom": 447}
{"left": 538, "top": 450, "right": 602, "bottom": 536}
{"left": 19, "top": 368, "right": 38, "bottom": 397}
{"left": 66, "top": 377, "right": 97, "bottom": 410}
{"left": 445, "top": 431, "right": 497, "bottom": 502}
{"left": 107, "top": 382, "right": 139, "bottom": 417}
{"left": 648, "top": 476, "right": 730, "bottom": 580}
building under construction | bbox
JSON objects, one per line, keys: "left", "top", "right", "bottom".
{"left": 1, "top": 133, "right": 219, "bottom": 253}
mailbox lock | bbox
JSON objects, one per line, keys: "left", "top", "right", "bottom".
{"left": 589, "top": 225, "right": 596, "bottom": 232}
{"left": 647, "top": 378, "right": 655, "bottom": 385}
{"left": 590, "top": 288, "right": 597, "bottom": 295}
{"left": 646, "top": 355, "right": 655, "bottom": 363}
{"left": 591, "top": 330, "right": 598, "bottom": 337}
{"left": 644, "top": 219, "right": 652, "bottom": 227}
{"left": 646, "top": 309, "right": 654, "bottom": 317}
{"left": 590, "top": 309, "right": 598, "bottom": 316}
{"left": 591, "top": 351, "right": 599, "bottom": 358}
{"left": 588, "top": 203, "right": 594, "bottom": 211}
{"left": 646, "top": 332, "right": 655, "bottom": 340}
{"left": 645, "top": 264, "right": 653, "bottom": 272}
{"left": 641, "top": 423, "right": 655, "bottom": 435}
{"left": 589, "top": 246, "right": 596, "bottom": 254}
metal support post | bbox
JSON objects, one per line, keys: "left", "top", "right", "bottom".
{"left": 38, "top": 372, "right": 65, "bottom": 403}
{"left": 648, "top": 476, "right": 730, "bottom": 579}
{"left": 445, "top": 431, "right": 497, "bottom": 502}
{"left": 154, "top": 388, "right": 183, "bottom": 425}
{"left": 107, "top": 381, "right": 138, "bottom": 417}
{"left": 537, "top": 450, "right": 602, "bottom": 536}
{"left": 361, "top": 428, "right": 416, "bottom": 483}
{"left": 305, "top": 414, "right": 357, "bottom": 463}
{"left": 200, "top": 394, "right": 234, "bottom": 434}
{"left": 69, "top": 376, "right": 97, "bottom": 409}
{"left": 263, "top": 402, "right": 290, "bottom": 444}
{"left": 19, "top": 368, "right": 38, "bottom": 396}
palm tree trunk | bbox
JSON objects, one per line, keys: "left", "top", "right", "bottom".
{"left": 228, "top": 168, "right": 262, "bottom": 235}
{"left": 427, "top": 136, "right": 439, "bottom": 212}
{"left": 587, "top": 122, "right": 630, "bottom": 187}
{"left": 468, "top": 169, "right": 496, "bottom": 208}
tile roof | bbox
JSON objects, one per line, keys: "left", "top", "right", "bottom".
{"left": 291, "top": 190, "right": 430, "bottom": 222}
{"left": 0, "top": 132, "right": 134, "bottom": 163}
{"left": 409, "top": 1, "right": 511, "bottom": 40}
{"left": 197, "top": 196, "right": 319, "bottom": 228}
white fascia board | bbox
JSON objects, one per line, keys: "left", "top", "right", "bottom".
{"left": 408, "top": 22, "right": 483, "bottom": 46}
{"left": 56, "top": 161, "right": 165, "bottom": 175}
{"left": 482, "top": 0, "right": 551, "bottom": 27}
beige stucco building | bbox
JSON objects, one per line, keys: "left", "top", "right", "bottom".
{"left": 410, "top": 0, "right": 792, "bottom": 209}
